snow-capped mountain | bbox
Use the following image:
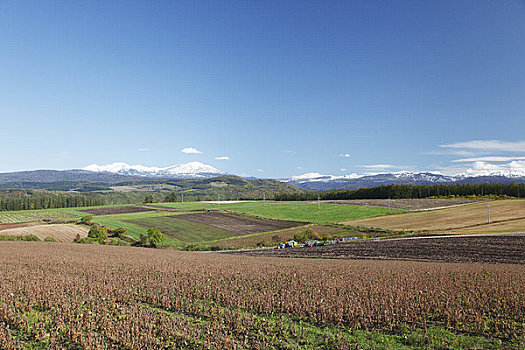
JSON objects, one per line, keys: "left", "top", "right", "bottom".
{"left": 285, "top": 171, "right": 525, "bottom": 191}
{"left": 83, "top": 161, "right": 224, "bottom": 178}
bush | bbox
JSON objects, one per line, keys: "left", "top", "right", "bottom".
{"left": 139, "top": 227, "right": 165, "bottom": 248}
{"left": 44, "top": 237, "right": 58, "bottom": 242}
{"left": 76, "top": 237, "right": 99, "bottom": 244}
{"left": 80, "top": 215, "right": 93, "bottom": 224}
{"left": 21, "top": 234, "right": 41, "bottom": 242}
{"left": 109, "top": 227, "right": 127, "bottom": 238}
{"left": 88, "top": 225, "right": 107, "bottom": 240}
{"left": 108, "top": 238, "right": 129, "bottom": 246}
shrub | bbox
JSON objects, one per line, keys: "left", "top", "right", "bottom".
{"left": 76, "top": 237, "right": 98, "bottom": 244}
{"left": 80, "top": 215, "right": 93, "bottom": 224}
{"left": 108, "top": 238, "right": 129, "bottom": 246}
{"left": 21, "top": 234, "right": 41, "bottom": 242}
{"left": 109, "top": 227, "right": 127, "bottom": 238}
{"left": 44, "top": 237, "right": 58, "bottom": 242}
{"left": 88, "top": 225, "right": 107, "bottom": 240}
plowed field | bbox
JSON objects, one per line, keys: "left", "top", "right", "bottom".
{"left": 171, "top": 212, "right": 303, "bottom": 235}
{"left": 235, "top": 233, "right": 525, "bottom": 264}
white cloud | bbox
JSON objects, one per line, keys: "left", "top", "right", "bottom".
{"left": 297, "top": 166, "right": 303, "bottom": 169}
{"left": 440, "top": 140, "right": 525, "bottom": 152}
{"left": 425, "top": 150, "right": 475, "bottom": 157}
{"left": 215, "top": 156, "right": 230, "bottom": 160}
{"left": 137, "top": 148, "right": 150, "bottom": 152}
{"left": 340, "top": 168, "right": 348, "bottom": 172}
{"left": 257, "top": 169, "right": 263, "bottom": 172}
{"left": 338, "top": 153, "right": 351, "bottom": 158}
{"left": 461, "top": 160, "right": 525, "bottom": 177}
{"left": 452, "top": 156, "right": 525, "bottom": 163}
{"left": 358, "top": 164, "right": 398, "bottom": 169}
{"left": 181, "top": 147, "right": 202, "bottom": 154}
{"left": 282, "top": 150, "right": 296, "bottom": 154}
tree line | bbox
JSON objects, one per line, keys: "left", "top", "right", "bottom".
{"left": 274, "top": 183, "right": 525, "bottom": 201}
{"left": 0, "top": 190, "right": 105, "bottom": 211}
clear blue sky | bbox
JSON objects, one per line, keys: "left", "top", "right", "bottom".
{"left": 1, "top": 0, "right": 524, "bottom": 177}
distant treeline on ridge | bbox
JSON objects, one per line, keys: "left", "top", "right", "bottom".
{"left": 0, "top": 190, "right": 105, "bottom": 211}
{"left": 274, "top": 183, "right": 525, "bottom": 201}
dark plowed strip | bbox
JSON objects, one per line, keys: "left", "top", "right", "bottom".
{"left": 232, "top": 234, "right": 525, "bottom": 264}
{"left": 80, "top": 206, "right": 155, "bottom": 216}
{"left": 170, "top": 212, "right": 303, "bottom": 236}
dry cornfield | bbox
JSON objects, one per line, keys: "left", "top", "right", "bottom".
{"left": 0, "top": 242, "right": 523, "bottom": 349}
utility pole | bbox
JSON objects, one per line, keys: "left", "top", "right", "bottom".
{"left": 388, "top": 197, "right": 391, "bottom": 212}
{"left": 488, "top": 203, "right": 490, "bottom": 224}
{"left": 181, "top": 193, "right": 184, "bottom": 204}
{"left": 263, "top": 193, "right": 266, "bottom": 204}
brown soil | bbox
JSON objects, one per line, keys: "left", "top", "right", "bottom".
{"left": 233, "top": 233, "right": 525, "bottom": 264}
{"left": 319, "top": 198, "right": 490, "bottom": 210}
{"left": 172, "top": 212, "right": 303, "bottom": 236}
{"left": 0, "top": 222, "right": 39, "bottom": 231}
{"left": 80, "top": 206, "right": 156, "bottom": 216}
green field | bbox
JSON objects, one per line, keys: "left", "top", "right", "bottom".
{"left": 124, "top": 216, "right": 235, "bottom": 243}
{"left": 151, "top": 201, "right": 403, "bottom": 224}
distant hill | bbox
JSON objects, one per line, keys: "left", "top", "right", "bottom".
{"left": 0, "top": 170, "right": 138, "bottom": 183}
{"left": 0, "top": 170, "right": 306, "bottom": 199}
{"left": 285, "top": 172, "right": 525, "bottom": 190}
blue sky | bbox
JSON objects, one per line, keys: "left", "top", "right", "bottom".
{"left": 1, "top": 0, "right": 524, "bottom": 177}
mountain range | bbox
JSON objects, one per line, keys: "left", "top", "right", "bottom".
{"left": 284, "top": 171, "right": 525, "bottom": 190}
{"left": 0, "top": 161, "right": 524, "bottom": 192}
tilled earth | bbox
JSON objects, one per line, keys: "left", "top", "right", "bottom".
{"left": 171, "top": 212, "right": 303, "bottom": 235}
{"left": 232, "top": 233, "right": 525, "bottom": 264}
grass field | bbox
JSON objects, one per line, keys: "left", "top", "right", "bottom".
{"left": 151, "top": 201, "right": 403, "bottom": 224}
{"left": 124, "top": 216, "right": 235, "bottom": 243}
{"left": 343, "top": 199, "right": 525, "bottom": 233}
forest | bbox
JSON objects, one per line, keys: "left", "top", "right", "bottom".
{"left": 274, "top": 183, "right": 525, "bottom": 201}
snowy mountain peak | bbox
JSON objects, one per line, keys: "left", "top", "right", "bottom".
{"left": 83, "top": 161, "right": 224, "bottom": 178}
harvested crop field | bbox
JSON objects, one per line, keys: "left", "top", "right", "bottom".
{"left": 0, "top": 210, "right": 77, "bottom": 224}
{"left": 0, "top": 242, "right": 523, "bottom": 348}
{"left": 320, "top": 198, "right": 490, "bottom": 210}
{"left": 236, "top": 233, "right": 525, "bottom": 264}
{"left": 343, "top": 199, "right": 525, "bottom": 233}
{"left": 171, "top": 211, "right": 303, "bottom": 235}
{"left": 79, "top": 206, "right": 156, "bottom": 216}
{"left": 124, "top": 216, "right": 235, "bottom": 243}
{"left": 0, "top": 222, "right": 39, "bottom": 231}
{"left": 0, "top": 224, "right": 88, "bottom": 242}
